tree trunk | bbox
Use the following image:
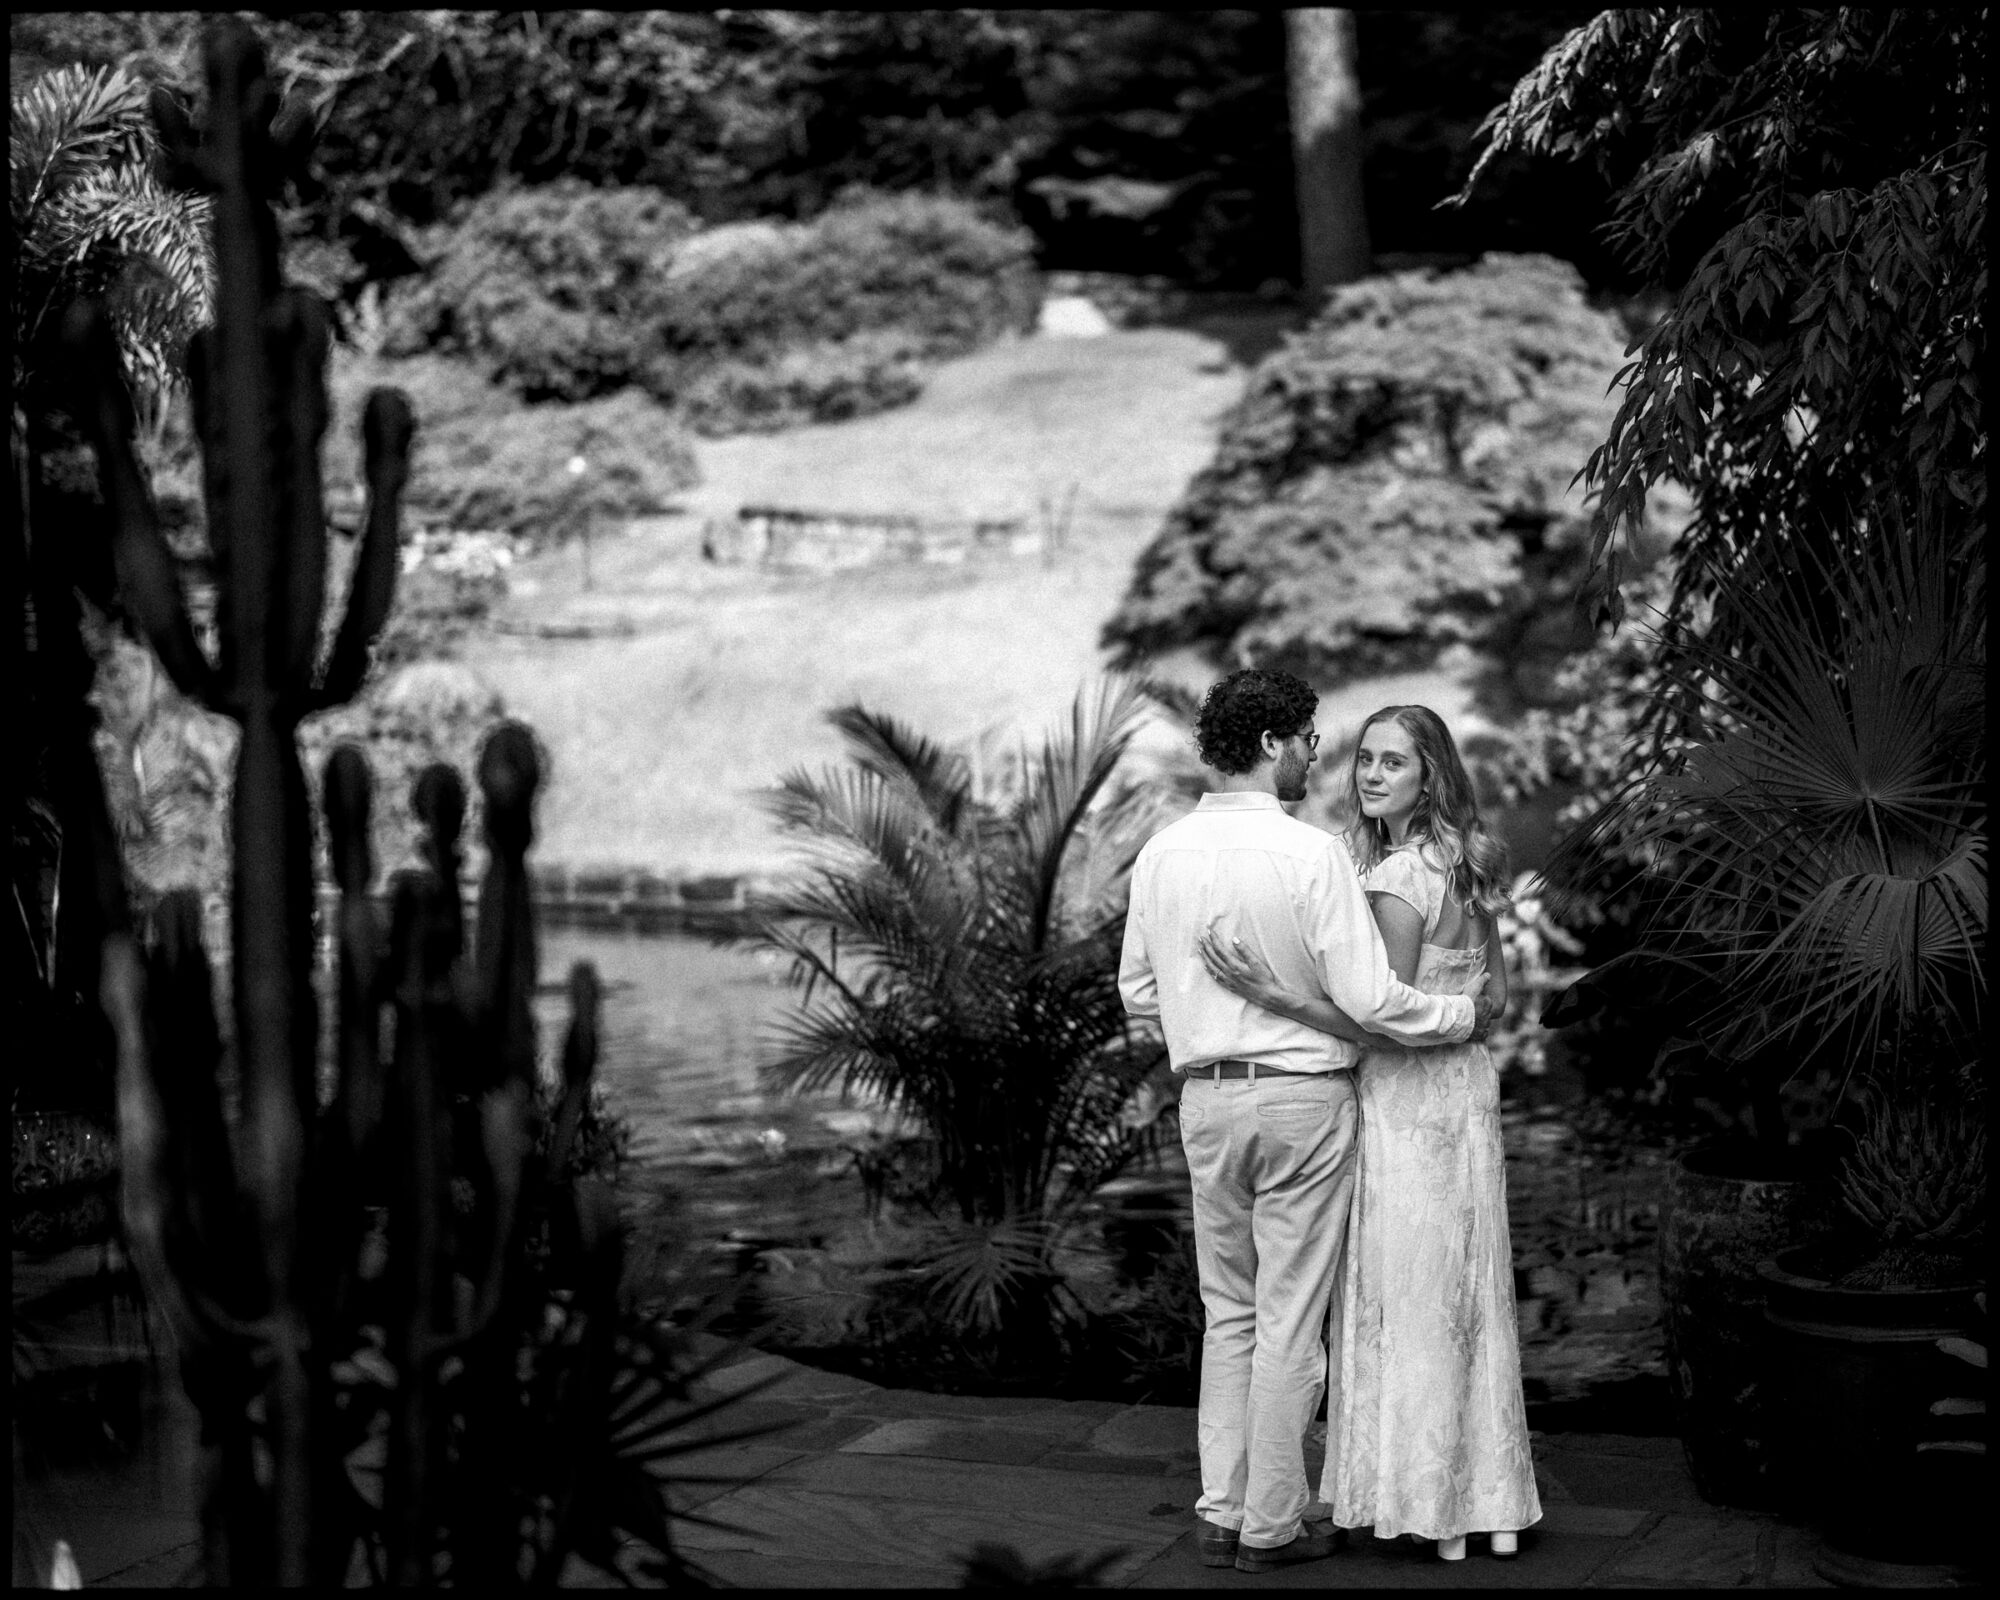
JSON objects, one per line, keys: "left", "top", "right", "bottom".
{"left": 1286, "top": 9, "right": 1371, "bottom": 299}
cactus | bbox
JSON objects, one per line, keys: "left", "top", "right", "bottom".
{"left": 45, "top": 19, "right": 770, "bottom": 1585}
{"left": 49, "top": 20, "right": 409, "bottom": 1581}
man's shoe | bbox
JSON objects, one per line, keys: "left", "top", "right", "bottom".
{"left": 1234, "top": 1520, "right": 1340, "bottom": 1573}
{"left": 1194, "top": 1518, "right": 1240, "bottom": 1568}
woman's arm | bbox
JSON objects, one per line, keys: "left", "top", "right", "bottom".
{"left": 1367, "top": 891, "right": 1423, "bottom": 985}
{"left": 1196, "top": 928, "right": 1385, "bottom": 1045}
{"left": 1482, "top": 914, "right": 1508, "bottom": 1015}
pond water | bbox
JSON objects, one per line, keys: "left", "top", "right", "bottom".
{"left": 538, "top": 927, "right": 1669, "bottom": 1423}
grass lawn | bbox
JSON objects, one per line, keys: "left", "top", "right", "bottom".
{"left": 456, "top": 317, "right": 1496, "bottom": 876}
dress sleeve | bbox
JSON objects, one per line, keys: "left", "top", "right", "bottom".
{"left": 1307, "top": 841, "right": 1472, "bottom": 1046}
{"left": 1364, "top": 848, "right": 1439, "bottom": 941}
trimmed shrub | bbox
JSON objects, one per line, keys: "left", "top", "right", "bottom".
{"left": 325, "top": 351, "right": 698, "bottom": 543}
{"left": 382, "top": 181, "right": 700, "bottom": 401}
{"left": 383, "top": 184, "right": 1038, "bottom": 434}
{"left": 667, "top": 329, "right": 927, "bottom": 435}
{"left": 643, "top": 192, "right": 1037, "bottom": 434}
{"left": 652, "top": 190, "right": 1038, "bottom": 366}
{"left": 1101, "top": 255, "right": 1688, "bottom": 687}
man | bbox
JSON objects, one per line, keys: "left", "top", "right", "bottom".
{"left": 1119, "top": 669, "right": 1490, "bottom": 1573}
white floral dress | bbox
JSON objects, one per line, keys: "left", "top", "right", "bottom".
{"left": 1322, "top": 842, "right": 1541, "bottom": 1540}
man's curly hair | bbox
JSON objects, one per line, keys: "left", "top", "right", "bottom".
{"left": 1193, "top": 670, "right": 1318, "bottom": 775}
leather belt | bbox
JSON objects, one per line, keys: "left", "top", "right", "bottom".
{"left": 1190, "top": 1059, "right": 1319, "bottom": 1081}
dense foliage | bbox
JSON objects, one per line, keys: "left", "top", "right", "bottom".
{"left": 1465, "top": 12, "right": 1988, "bottom": 1199}
{"left": 648, "top": 191, "right": 1038, "bottom": 371}
{"left": 382, "top": 186, "right": 1037, "bottom": 433}
{"left": 746, "top": 681, "right": 1176, "bottom": 1371}
{"left": 11, "top": 58, "right": 210, "bottom": 421}
{"left": 753, "top": 680, "right": 1171, "bottom": 1229}
{"left": 649, "top": 192, "right": 1037, "bottom": 433}
{"left": 1559, "top": 530, "right": 1984, "bottom": 1074}
{"left": 1102, "top": 254, "right": 1684, "bottom": 684}
{"left": 11, "top": 55, "right": 220, "bottom": 1120}
{"left": 10, "top": 9, "right": 1623, "bottom": 293}
{"left": 378, "top": 181, "right": 699, "bottom": 403}
{"left": 1458, "top": 10, "right": 1986, "bottom": 652}
{"left": 323, "top": 351, "right": 697, "bottom": 539}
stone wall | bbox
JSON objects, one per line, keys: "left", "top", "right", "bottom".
{"left": 702, "top": 505, "right": 1041, "bottom": 572}
{"left": 307, "top": 866, "right": 769, "bottom": 938}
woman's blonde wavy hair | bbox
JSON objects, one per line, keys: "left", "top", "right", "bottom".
{"left": 1340, "top": 704, "right": 1512, "bottom": 920}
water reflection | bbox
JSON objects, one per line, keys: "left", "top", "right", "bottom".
{"left": 540, "top": 929, "right": 1667, "bottom": 1407}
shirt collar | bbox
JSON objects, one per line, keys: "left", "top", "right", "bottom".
{"left": 1196, "top": 791, "right": 1283, "bottom": 811}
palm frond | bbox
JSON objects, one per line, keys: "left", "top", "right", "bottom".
{"left": 758, "top": 765, "right": 982, "bottom": 957}
{"left": 1009, "top": 676, "right": 1152, "bottom": 953}
{"left": 1545, "top": 513, "right": 1984, "bottom": 1066}
{"left": 44, "top": 172, "right": 213, "bottom": 314}
{"left": 758, "top": 681, "right": 1173, "bottom": 1234}
{"left": 904, "top": 1215, "right": 1068, "bottom": 1338}
{"left": 13, "top": 63, "right": 213, "bottom": 404}
{"left": 754, "top": 862, "right": 974, "bottom": 994}
{"left": 1040, "top": 1041, "right": 1174, "bottom": 1219}
{"left": 758, "top": 992, "right": 909, "bottom": 1105}
{"left": 11, "top": 64, "right": 155, "bottom": 230}
{"left": 824, "top": 702, "right": 976, "bottom": 834}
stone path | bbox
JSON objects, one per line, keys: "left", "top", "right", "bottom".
{"left": 13, "top": 1248, "right": 1832, "bottom": 1590}
{"left": 643, "top": 1343, "right": 1832, "bottom": 1590}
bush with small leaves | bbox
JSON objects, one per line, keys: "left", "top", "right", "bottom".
{"left": 325, "top": 350, "right": 697, "bottom": 545}
{"left": 645, "top": 192, "right": 1038, "bottom": 432}
{"left": 651, "top": 191, "right": 1038, "bottom": 370}
{"left": 1102, "top": 254, "right": 1687, "bottom": 682}
{"left": 381, "top": 180, "right": 700, "bottom": 401}
{"left": 382, "top": 184, "right": 1037, "bottom": 435}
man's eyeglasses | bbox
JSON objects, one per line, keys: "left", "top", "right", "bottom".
{"left": 1293, "top": 729, "right": 1319, "bottom": 753}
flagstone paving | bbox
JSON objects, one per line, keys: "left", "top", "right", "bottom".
{"left": 13, "top": 1253, "right": 1838, "bottom": 1589}
{"left": 654, "top": 1342, "right": 1837, "bottom": 1590}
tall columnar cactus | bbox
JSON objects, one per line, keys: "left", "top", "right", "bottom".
{"left": 47, "top": 19, "right": 748, "bottom": 1588}
{"left": 55, "top": 20, "right": 409, "bottom": 1583}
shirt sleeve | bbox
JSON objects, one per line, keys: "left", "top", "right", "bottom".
{"left": 1118, "top": 856, "right": 1160, "bottom": 1018}
{"left": 1309, "top": 840, "right": 1471, "bottom": 1045}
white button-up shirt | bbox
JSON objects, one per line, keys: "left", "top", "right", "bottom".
{"left": 1119, "top": 791, "right": 1474, "bottom": 1074}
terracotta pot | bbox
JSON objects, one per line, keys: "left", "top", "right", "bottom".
{"left": 1657, "top": 1142, "right": 1838, "bottom": 1508}
{"left": 1760, "top": 1248, "right": 1986, "bottom": 1583}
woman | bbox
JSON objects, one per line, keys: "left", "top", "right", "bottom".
{"left": 1197, "top": 704, "right": 1540, "bottom": 1561}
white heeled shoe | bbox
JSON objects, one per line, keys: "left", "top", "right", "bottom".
{"left": 1490, "top": 1531, "right": 1519, "bottom": 1559}
{"left": 1437, "top": 1536, "right": 1467, "bottom": 1561}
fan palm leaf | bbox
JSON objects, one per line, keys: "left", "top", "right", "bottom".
{"left": 909, "top": 1214, "right": 1077, "bottom": 1338}
{"left": 1542, "top": 514, "right": 1983, "bottom": 1071}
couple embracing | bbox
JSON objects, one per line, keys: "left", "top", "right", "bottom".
{"left": 1119, "top": 669, "right": 1540, "bottom": 1572}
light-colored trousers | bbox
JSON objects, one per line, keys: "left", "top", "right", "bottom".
{"left": 1179, "top": 1068, "right": 1358, "bottom": 1549}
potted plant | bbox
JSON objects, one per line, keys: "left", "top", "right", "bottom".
{"left": 1536, "top": 506, "right": 1984, "bottom": 1525}
{"left": 1452, "top": 3, "right": 1984, "bottom": 1535}
{"left": 1759, "top": 1046, "right": 1986, "bottom": 1583}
